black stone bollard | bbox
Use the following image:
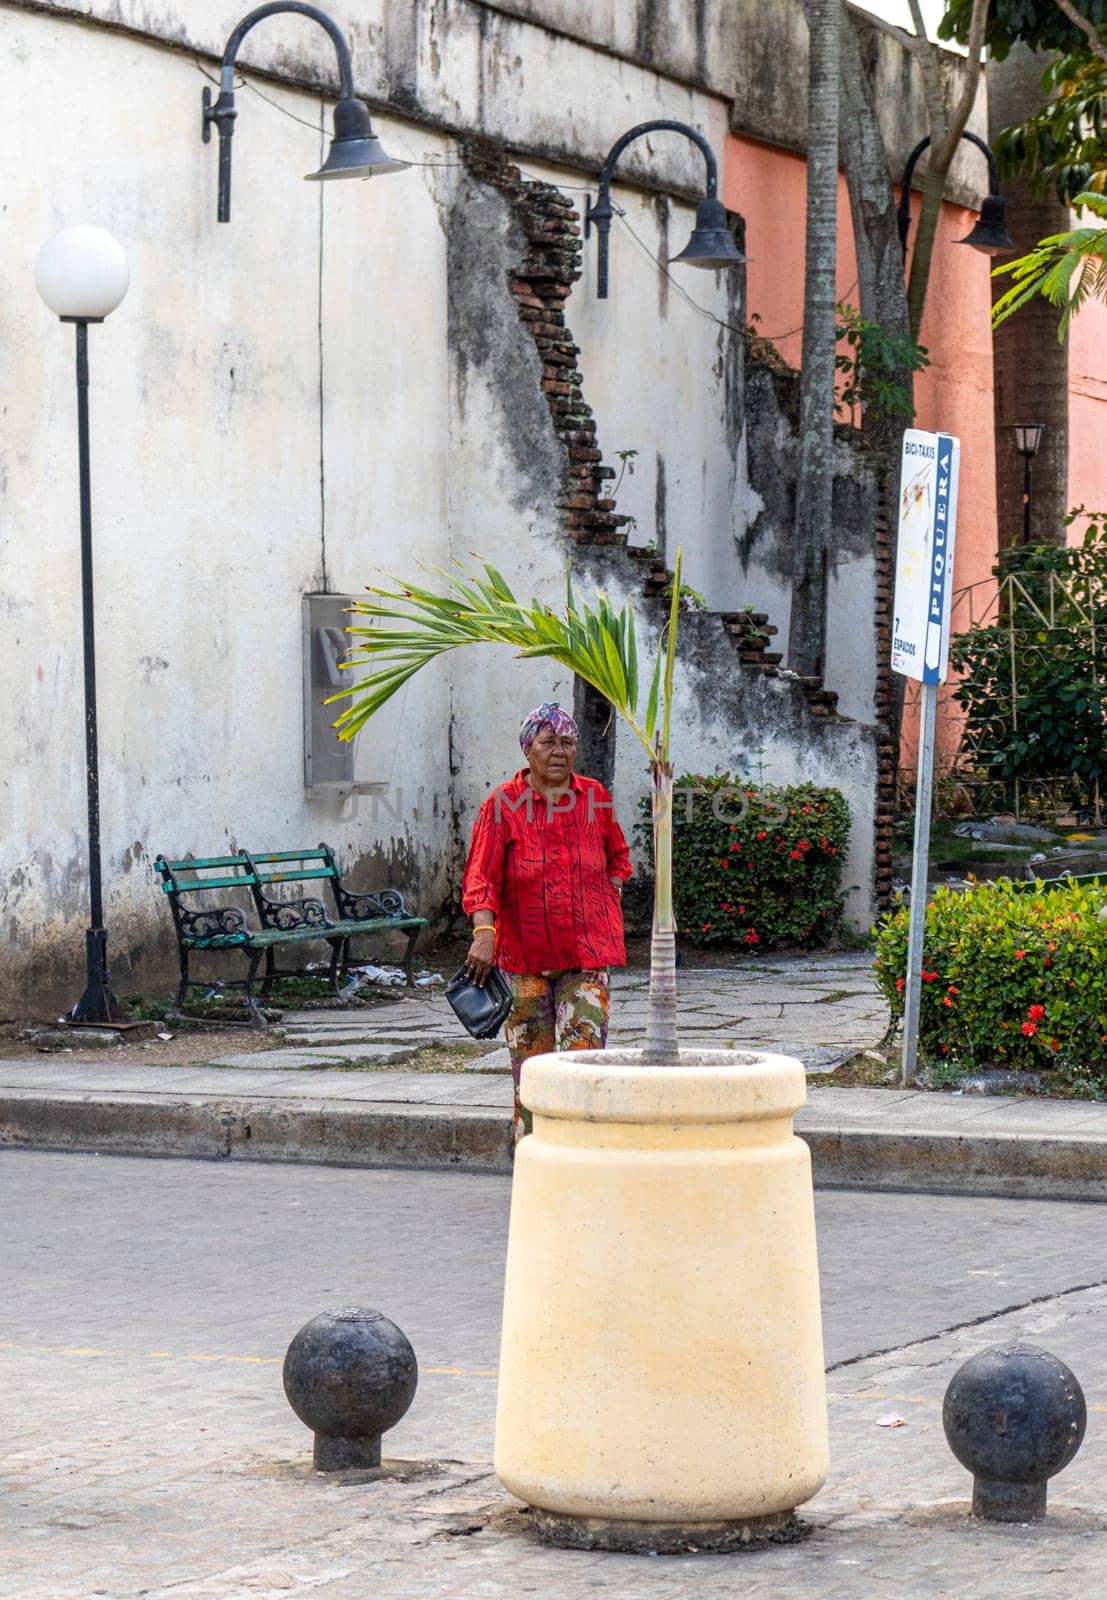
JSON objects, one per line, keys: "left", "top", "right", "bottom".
{"left": 942, "top": 1342, "right": 1086, "bottom": 1521}
{"left": 283, "top": 1307, "right": 418, "bottom": 1471}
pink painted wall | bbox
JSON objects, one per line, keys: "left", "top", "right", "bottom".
{"left": 725, "top": 133, "right": 998, "bottom": 603}
{"left": 726, "top": 134, "right": 1002, "bottom": 765}
{"left": 1068, "top": 296, "right": 1107, "bottom": 540}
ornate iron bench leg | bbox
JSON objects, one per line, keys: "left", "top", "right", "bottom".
{"left": 176, "top": 946, "right": 191, "bottom": 1012}
{"left": 327, "top": 937, "right": 344, "bottom": 995}
{"left": 260, "top": 946, "right": 277, "bottom": 998}
{"left": 244, "top": 950, "right": 267, "bottom": 1029}
{"left": 402, "top": 928, "right": 418, "bottom": 989}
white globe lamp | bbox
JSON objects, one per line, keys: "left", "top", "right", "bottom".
{"left": 35, "top": 226, "right": 129, "bottom": 322}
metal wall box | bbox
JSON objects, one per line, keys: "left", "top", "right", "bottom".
{"left": 301, "top": 594, "right": 405, "bottom": 791}
{"left": 303, "top": 593, "right": 356, "bottom": 790}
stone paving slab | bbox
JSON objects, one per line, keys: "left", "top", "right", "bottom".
{"left": 214, "top": 1044, "right": 419, "bottom": 1068}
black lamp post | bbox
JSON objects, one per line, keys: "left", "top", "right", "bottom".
{"left": 584, "top": 120, "right": 744, "bottom": 299}
{"left": 897, "top": 131, "right": 1016, "bottom": 257}
{"left": 1013, "top": 423, "right": 1045, "bottom": 545}
{"left": 202, "top": 1, "right": 409, "bottom": 223}
{"left": 35, "top": 227, "right": 131, "bottom": 1025}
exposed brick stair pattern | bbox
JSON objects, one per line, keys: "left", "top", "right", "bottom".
{"left": 464, "top": 139, "right": 851, "bottom": 731}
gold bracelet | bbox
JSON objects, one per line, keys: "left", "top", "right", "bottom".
{"left": 471, "top": 924, "right": 495, "bottom": 937}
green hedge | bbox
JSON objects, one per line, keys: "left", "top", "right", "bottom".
{"left": 638, "top": 774, "right": 850, "bottom": 949}
{"left": 874, "top": 878, "right": 1107, "bottom": 1079}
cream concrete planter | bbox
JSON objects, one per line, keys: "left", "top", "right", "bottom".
{"left": 494, "top": 1048, "right": 828, "bottom": 1551}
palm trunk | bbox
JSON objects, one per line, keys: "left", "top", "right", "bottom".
{"left": 789, "top": 0, "right": 841, "bottom": 679}
{"left": 645, "top": 758, "right": 679, "bottom": 1063}
{"left": 839, "top": 6, "right": 913, "bottom": 763}
{"left": 988, "top": 45, "right": 1070, "bottom": 549}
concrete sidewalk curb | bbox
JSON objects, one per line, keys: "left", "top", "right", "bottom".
{"left": 3, "top": 1087, "right": 1107, "bottom": 1198}
{"left": 0, "top": 1090, "right": 514, "bottom": 1173}
{"left": 803, "top": 1126, "right": 1107, "bottom": 1202}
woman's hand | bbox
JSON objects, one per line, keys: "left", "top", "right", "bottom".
{"left": 466, "top": 926, "right": 496, "bottom": 986}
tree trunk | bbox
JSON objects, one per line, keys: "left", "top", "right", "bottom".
{"left": 904, "top": 0, "right": 989, "bottom": 340}
{"left": 789, "top": 0, "right": 841, "bottom": 679}
{"left": 988, "top": 44, "right": 1070, "bottom": 548}
{"left": 838, "top": 7, "right": 912, "bottom": 461}
{"left": 839, "top": 4, "right": 912, "bottom": 758}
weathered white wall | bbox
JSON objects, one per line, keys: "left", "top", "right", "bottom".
{"left": 27, "top": 0, "right": 989, "bottom": 199}
{"left": 0, "top": 0, "right": 880, "bottom": 1009}
{"left": 0, "top": 6, "right": 459, "bottom": 1004}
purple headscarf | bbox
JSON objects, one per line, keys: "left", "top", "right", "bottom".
{"left": 519, "top": 701, "right": 579, "bottom": 755}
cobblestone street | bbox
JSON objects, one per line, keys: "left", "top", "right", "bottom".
{"left": 2, "top": 1150, "right": 1106, "bottom": 1598}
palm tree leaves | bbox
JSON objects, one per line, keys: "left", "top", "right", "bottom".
{"left": 992, "top": 191, "right": 1107, "bottom": 337}
{"left": 328, "top": 557, "right": 682, "bottom": 764}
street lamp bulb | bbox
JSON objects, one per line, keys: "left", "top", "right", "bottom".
{"left": 35, "top": 226, "right": 130, "bottom": 322}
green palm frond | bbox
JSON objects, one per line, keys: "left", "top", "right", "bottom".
{"left": 327, "top": 557, "right": 683, "bottom": 766}
{"left": 993, "top": 193, "right": 1107, "bottom": 339}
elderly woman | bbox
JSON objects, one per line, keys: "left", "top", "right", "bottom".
{"left": 462, "top": 701, "right": 632, "bottom": 1138}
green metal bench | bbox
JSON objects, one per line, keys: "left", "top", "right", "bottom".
{"left": 1024, "top": 852, "right": 1107, "bottom": 891}
{"left": 154, "top": 844, "right": 427, "bottom": 1026}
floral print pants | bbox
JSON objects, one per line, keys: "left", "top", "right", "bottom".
{"left": 504, "top": 969, "right": 610, "bottom": 1139}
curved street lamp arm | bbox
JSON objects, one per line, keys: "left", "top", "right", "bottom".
{"left": 217, "top": 2, "right": 354, "bottom": 96}
{"left": 897, "top": 130, "right": 1001, "bottom": 254}
{"left": 585, "top": 120, "right": 718, "bottom": 298}
{"left": 203, "top": 3, "right": 357, "bottom": 222}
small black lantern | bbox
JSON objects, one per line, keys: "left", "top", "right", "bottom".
{"left": 1013, "top": 422, "right": 1046, "bottom": 545}
{"left": 202, "top": 2, "right": 409, "bottom": 224}
{"left": 585, "top": 120, "right": 744, "bottom": 299}
{"left": 897, "top": 131, "right": 1015, "bottom": 258}
{"left": 1013, "top": 422, "right": 1045, "bottom": 459}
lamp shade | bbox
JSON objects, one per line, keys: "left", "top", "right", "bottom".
{"left": 305, "top": 98, "right": 410, "bottom": 182}
{"left": 955, "top": 194, "right": 1016, "bottom": 256}
{"left": 35, "top": 226, "right": 129, "bottom": 320}
{"left": 1013, "top": 422, "right": 1045, "bottom": 457}
{"left": 669, "top": 196, "right": 745, "bottom": 271}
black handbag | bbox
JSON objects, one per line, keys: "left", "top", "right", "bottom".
{"left": 444, "top": 964, "right": 513, "bottom": 1040}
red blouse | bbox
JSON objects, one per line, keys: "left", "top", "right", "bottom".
{"left": 462, "top": 771, "right": 633, "bottom": 974}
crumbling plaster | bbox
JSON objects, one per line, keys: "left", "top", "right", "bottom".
{"left": 24, "top": 0, "right": 987, "bottom": 201}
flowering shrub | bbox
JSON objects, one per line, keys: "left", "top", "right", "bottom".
{"left": 637, "top": 774, "right": 851, "bottom": 949}
{"left": 874, "top": 878, "right": 1107, "bottom": 1077}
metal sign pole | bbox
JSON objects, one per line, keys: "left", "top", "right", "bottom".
{"left": 891, "top": 427, "right": 959, "bottom": 1088}
{"left": 901, "top": 681, "right": 938, "bottom": 1084}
